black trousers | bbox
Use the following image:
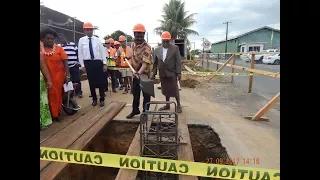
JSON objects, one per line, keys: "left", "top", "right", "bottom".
{"left": 104, "top": 69, "right": 117, "bottom": 90}
{"left": 116, "top": 70, "right": 124, "bottom": 86}
{"left": 84, "top": 60, "right": 105, "bottom": 101}
{"left": 69, "top": 66, "right": 82, "bottom": 95}
{"left": 132, "top": 77, "right": 151, "bottom": 113}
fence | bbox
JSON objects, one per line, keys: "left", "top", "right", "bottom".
{"left": 195, "top": 52, "right": 280, "bottom": 121}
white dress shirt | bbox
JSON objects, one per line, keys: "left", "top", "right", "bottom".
{"left": 162, "top": 47, "right": 168, "bottom": 62}
{"left": 78, "top": 36, "right": 107, "bottom": 67}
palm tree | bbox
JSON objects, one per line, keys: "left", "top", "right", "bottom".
{"left": 154, "top": 0, "right": 199, "bottom": 39}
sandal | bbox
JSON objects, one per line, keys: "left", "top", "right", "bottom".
{"left": 158, "top": 105, "right": 170, "bottom": 111}
{"left": 123, "top": 90, "right": 128, "bottom": 94}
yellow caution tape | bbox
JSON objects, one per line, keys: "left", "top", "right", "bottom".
{"left": 181, "top": 72, "right": 278, "bottom": 76}
{"left": 106, "top": 68, "right": 278, "bottom": 76}
{"left": 108, "top": 67, "right": 130, "bottom": 70}
{"left": 40, "top": 147, "right": 280, "bottom": 180}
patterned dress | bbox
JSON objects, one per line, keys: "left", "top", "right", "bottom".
{"left": 40, "top": 71, "right": 52, "bottom": 128}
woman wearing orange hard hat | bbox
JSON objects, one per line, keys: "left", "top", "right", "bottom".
{"left": 151, "top": 31, "right": 182, "bottom": 113}
{"left": 118, "top": 35, "right": 133, "bottom": 94}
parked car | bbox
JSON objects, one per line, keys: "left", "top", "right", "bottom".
{"left": 240, "top": 49, "right": 280, "bottom": 63}
{"left": 262, "top": 54, "right": 280, "bottom": 65}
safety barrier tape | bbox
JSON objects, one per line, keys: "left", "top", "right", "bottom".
{"left": 106, "top": 68, "right": 279, "bottom": 76}
{"left": 40, "top": 147, "right": 280, "bottom": 180}
{"left": 181, "top": 72, "right": 279, "bottom": 76}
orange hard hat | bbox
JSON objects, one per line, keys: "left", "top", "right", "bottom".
{"left": 83, "top": 22, "right": 94, "bottom": 29}
{"left": 161, "top": 31, "right": 171, "bottom": 40}
{"left": 133, "top": 23, "right": 146, "bottom": 32}
{"left": 118, "top": 35, "right": 126, "bottom": 42}
{"left": 108, "top": 38, "right": 114, "bottom": 43}
{"left": 114, "top": 41, "right": 120, "bottom": 45}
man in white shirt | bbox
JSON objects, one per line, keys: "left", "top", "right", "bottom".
{"left": 78, "top": 22, "right": 107, "bottom": 107}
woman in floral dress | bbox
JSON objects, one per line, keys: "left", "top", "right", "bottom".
{"left": 40, "top": 52, "right": 53, "bottom": 130}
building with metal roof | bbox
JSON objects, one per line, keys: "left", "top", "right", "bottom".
{"left": 211, "top": 26, "right": 280, "bottom": 53}
{"left": 40, "top": 5, "right": 91, "bottom": 44}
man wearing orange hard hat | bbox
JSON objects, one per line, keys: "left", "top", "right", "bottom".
{"left": 108, "top": 38, "right": 115, "bottom": 48}
{"left": 126, "top": 23, "right": 153, "bottom": 119}
{"left": 151, "top": 31, "right": 182, "bottom": 113}
{"left": 118, "top": 35, "right": 133, "bottom": 94}
{"left": 113, "top": 41, "right": 124, "bottom": 90}
{"left": 78, "top": 22, "right": 107, "bottom": 107}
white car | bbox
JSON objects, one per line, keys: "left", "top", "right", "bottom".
{"left": 262, "top": 54, "right": 280, "bottom": 65}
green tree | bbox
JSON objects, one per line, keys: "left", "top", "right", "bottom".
{"left": 154, "top": 0, "right": 199, "bottom": 39}
{"left": 104, "top": 30, "right": 133, "bottom": 42}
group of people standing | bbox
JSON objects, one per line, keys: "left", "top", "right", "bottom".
{"left": 40, "top": 22, "right": 182, "bottom": 130}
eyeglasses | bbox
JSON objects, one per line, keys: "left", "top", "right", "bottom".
{"left": 105, "top": 43, "right": 110, "bottom": 44}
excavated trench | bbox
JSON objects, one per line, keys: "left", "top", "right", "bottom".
{"left": 54, "top": 121, "right": 231, "bottom": 180}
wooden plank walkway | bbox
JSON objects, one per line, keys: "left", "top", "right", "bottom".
{"left": 40, "top": 101, "right": 125, "bottom": 180}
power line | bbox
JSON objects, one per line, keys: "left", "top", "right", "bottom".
{"left": 235, "top": 0, "right": 280, "bottom": 22}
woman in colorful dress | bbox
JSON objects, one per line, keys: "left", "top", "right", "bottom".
{"left": 40, "top": 53, "right": 53, "bottom": 130}
{"left": 40, "top": 28, "right": 70, "bottom": 121}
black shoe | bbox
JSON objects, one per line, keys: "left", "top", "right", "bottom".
{"left": 126, "top": 111, "right": 140, "bottom": 119}
{"left": 77, "top": 92, "right": 83, "bottom": 98}
{"left": 92, "top": 100, "right": 97, "bottom": 106}
{"left": 119, "top": 86, "right": 124, "bottom": 90}
{"left": 100, "top": 101, "right": 105, "bottom": 107}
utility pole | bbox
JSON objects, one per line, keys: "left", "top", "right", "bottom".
{"left": 223, "top": 21, "right": 231, "bottom": 53}
{"left": 73, "top": 17, "right": 76, "bottom": 43}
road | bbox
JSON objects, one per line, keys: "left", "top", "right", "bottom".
{"left": 207, "top": 59, "right": 280, "bottom": 100}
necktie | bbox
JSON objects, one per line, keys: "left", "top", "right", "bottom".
{"left": 89, "top": 37, "right": 95, "bottom": 59}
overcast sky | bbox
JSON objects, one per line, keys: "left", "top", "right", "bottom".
{"left": 41, "top": 0, "right": 280, "bottom": 50}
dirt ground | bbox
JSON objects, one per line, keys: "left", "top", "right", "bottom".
{"left": 66, "top": 63, "right": 280, "bottom": 171}
{"left": 176, "top": 60, "right": 280, "bottom": 169}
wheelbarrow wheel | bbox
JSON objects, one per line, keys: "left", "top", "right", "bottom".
{"left": 62, "top": 99, "right": 78, "bottom": 115}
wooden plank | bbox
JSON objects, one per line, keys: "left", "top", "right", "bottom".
{"left": 208, "top": 54, "right": 235, "bottom": 81}
{"left": 248, "top": 54, "right": 255, "bottom": 93}
{"left": 184, "top": 65, "right": 196, "bottom": 74}
{"left": 114, "top": 126, "right": 141, "bottom": 180}
{"left": 251, "top": 93, "right": 280, "bottom": 121}
{"left": 210, "top": 61, "right": 280, "bottom": 78}
{"left": 40, "top": 104, "right": 94, "bottom": 143}
{"left": 40, "top": 102, "right": 112, "bottom": 171}
{"left": 115, "top": 104, "right": 158, "bottom": 180}
{"left": 178, "top": 111, "right": 197, "bottom": 180}
{"left": 40, "top": 101, "right": 126, "bottom": 180}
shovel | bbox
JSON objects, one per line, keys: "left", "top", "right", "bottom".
{"left": 125, "top": 58, "right": 155, "bottom": 98}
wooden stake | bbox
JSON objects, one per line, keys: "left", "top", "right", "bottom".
{"left": 248, "top": 54, "right": 255, "bottom": 93}
{"left": 250, "top": 93, "right": 280, "bottom": 121}
{"left": 231, "top": 56, "right": 236, "bottom": 83}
